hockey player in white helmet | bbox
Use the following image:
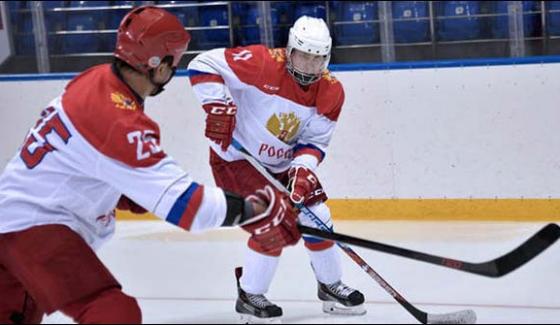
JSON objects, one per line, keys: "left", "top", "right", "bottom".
{"left": 286, "top": 15, "right": 332, "bottom": 86}
{"left": 187, "top": 15, "right": 366, "bottom": 322}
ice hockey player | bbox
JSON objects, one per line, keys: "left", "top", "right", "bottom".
{"left": 187, "top": 15, "right": 366, "bottom": 322}
{"left": 0, "top": 6, "right": 300, "bottom": 324}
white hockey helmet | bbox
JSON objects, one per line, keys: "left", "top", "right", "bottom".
{"left": 286, "top": 15, "right": 332, "bottom": 86}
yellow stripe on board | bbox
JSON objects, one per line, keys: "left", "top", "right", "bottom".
{"left": 327, "top": 199, "right": 560, "bottom": 221}
{"left": 116, "top": 199, "right": 560, "bottom": 222}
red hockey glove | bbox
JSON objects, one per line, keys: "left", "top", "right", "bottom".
{"left": 287, "top": 165, "right": 327, "bottom": 206}
{"left": 203, "top": 102, "right": 237, "bottom": 151}
{"left": 241, "top": 186, "right": 301, "bottom": 254}
{"left": 116, "top": 195, "right": 147, "bottom": 214}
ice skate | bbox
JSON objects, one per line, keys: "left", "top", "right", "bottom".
{"left": 318, "top": 280, "right": 366, "bottom": 316}
{"left": 235, "top": 267, "right": 282, "bottom": 324}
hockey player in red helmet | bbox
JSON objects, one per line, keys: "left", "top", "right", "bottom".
{"left": 114, "top": 5, "right": 190, "bottom": 96}
{"left": 0, "top": 6, "right": 300, "bottom": 324}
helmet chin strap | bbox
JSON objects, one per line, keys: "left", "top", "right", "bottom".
{"left": 148, "top": 67, "right": 176, "bottom": 96}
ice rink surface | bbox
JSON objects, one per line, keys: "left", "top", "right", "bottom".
{"left": 44, "top": 220, "right": 560, "bottom": 324}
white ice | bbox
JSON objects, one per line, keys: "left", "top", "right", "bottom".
{"left": 44, "top": 221, "right": 560, "bottom": 324}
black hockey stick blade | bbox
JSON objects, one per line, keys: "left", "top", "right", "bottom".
{"left": 298, "top": 223, "right": 560, "bottom": 277}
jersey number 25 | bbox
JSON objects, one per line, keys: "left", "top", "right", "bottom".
{"left": 20, "top": 107, "right": 72, "bottom": 169}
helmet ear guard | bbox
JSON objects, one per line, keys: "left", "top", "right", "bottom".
{"left": 286, "top": 16, "right": 332, "bottom": 86}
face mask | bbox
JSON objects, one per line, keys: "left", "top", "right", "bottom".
{"left": 287, "top": 50, "right": 328, "bottom": 86}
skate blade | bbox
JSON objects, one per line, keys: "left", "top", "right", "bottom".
{"left": 322, "top": 301, "right": 367, "bottom": 316}
{"left": 238, "top": 313, "right": 282, "bottom": 324}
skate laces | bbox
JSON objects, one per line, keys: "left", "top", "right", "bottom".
{"left": 247, "top": 293, "right": 275, "bottom": 308}
{"left": 326, "top": 281, "right": 355, "bottom": 297}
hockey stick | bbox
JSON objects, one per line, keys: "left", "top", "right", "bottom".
{"left": 298, "top": 223, "right": 560, "bottom": 278}
{"left": 231, "top": 139, "right": 476, "bottom": 324}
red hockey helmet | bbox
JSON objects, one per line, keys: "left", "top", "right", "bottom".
{"left": 114, "top": 6, "right": 191, "bottom": 75}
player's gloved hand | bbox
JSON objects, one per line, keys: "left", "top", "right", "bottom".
{"left": 241, "top": 185, "right": 301, "bottom": 253}
{"left": 116, "top": 195, "right": 147, "bottom": 214}
{"left": 202, "top": 102, "right": 237, "bottom": 152}
{"left": 287, "top": 165, "right": 327, "bottom": 206}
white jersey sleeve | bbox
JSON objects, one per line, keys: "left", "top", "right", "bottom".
{"left": 56, "top": 65, "right": 229, "bottom": 233}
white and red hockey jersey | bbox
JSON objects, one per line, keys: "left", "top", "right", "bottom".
{"left": 187, "top": 45, "right": 344, "bottom": 173}
{"left": 0, "top": 64, "right": 227, "bottom": 249}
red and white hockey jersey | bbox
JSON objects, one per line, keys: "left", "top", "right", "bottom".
{"left": 187, "top": 45, "right": 344, "bottom": 173}
{"left": 0, "top": 64, "right": 227, "bottom": 249}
